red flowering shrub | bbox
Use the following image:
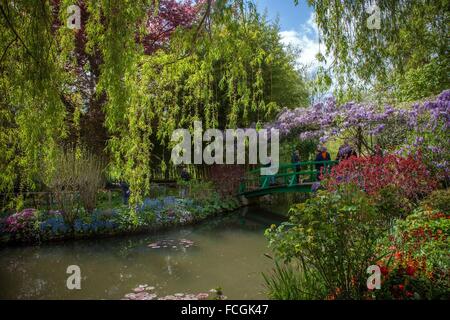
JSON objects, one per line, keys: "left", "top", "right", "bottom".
{"left": 323, "top": 155, "right": 437, "bottom": 202}
{"left": 372, "top": 207, "right": 449, "bottom": 300}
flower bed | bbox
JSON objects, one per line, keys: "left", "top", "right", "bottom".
{"left": 373, "top": 206, "right": 449, "bottom": 300}
{"left": 0, "top": 196, "right": 243, "bottom": 245}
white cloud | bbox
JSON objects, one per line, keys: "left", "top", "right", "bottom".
{"left": 301, "top": 12, "right": 319, "bottom": 39}
{"left": 279, "top": 30, "right": 320, "bottom": 68}
{"left": 279, "top": 12, "right": 328, "bottom": 73}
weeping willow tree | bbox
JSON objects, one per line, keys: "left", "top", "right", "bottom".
{"left": 299, "top": 0, "right": 449, "bottom": 103}
{"left": 0, "top": 0, "right": 67, "bottom": 192}
{"left": 147, "top": 0, "right": 309, "bottom": 158}
{"left": 105, "top": 0, "right": 309, "bottom": 206}
{"left": 0, "top": 0, "right": 308, "bottom": 211}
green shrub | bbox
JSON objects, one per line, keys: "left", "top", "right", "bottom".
{"left": 178, "top": 179, "right": 216, "bottom": 202}
{"left": 96, "top": 190, "right": 123, "bottom": 210}
{"left": 265, "top": 184, "right": 388, "bottom": 299}
{"left": 112, "top": 207, "right": 139, "bottom": 230}
{"left": 420, "top": 189, "right": 450, "bottom": 213}
{"left": 141, "top": 209, "right": 157, "bottom": 225}
{"left": 372, "top": 185, "right": 413, "bottom": 220}
{"left": 46, "top": 147, "right": 105, "bottom": 225}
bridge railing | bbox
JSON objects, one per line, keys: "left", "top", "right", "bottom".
{"left": 238, "top": 161, "right": 338, "bottom": 194}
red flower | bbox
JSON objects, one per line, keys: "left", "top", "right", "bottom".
{"left": 394, "top": 251, "right": 403, "bottom": 261}
{"left": 380, "top": 266, "right": 389, "bottom": 276}
{"left": 398, "top": 284, "right": 405, "bottom": 291}
{"left": 406, "top": 265, "right": 416, "bottom": 276}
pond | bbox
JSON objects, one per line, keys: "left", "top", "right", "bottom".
{"left": 0, "top": 206, "right": 284, "bottom": 300}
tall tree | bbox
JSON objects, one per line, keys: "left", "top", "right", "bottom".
{"left": 298, "top": 0, "right": 449, "bottom": 103}
{"left": 0, "top": 0, "right": 308, "bottom": 209}
{"left": 0, "top": 0, "right": 206, "bottom": 186}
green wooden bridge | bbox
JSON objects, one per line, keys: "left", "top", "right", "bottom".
{"left": 238, "top": 161, "right": 338, "bottom": 198}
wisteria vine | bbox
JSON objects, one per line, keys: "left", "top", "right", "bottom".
{"left": 269, "top": 90, "right": 450, "bottom": 179}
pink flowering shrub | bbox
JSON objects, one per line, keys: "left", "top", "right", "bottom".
{"left": 5, "top": 208, "right": 38, "bottom": 240}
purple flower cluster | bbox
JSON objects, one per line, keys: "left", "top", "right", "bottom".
{"left": 399, "top": 90, "right": 450, "bottom": 176}
{"left": 270, "top": 89, "right": 449, "bottom": 175}
{"left": 5, "top": 208, "right": 36, "bottom": 233}
{"left": 271, "top": 96, "right": 398, "bottom": 143}
{"left": 407, "top": 90, "right": 450, "bottom": 132}
{"left": 273, "top": 96, "right": 338, "bottom": 137}
{"left": 271, "top": 89, "right": 449, "bottom": 142}
{"left": 337, "top": 145, "right": 352, "bottom": 158}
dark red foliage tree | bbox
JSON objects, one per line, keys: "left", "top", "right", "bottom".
{"left": 143, "top": 0, "right": 205, "bottom": 54}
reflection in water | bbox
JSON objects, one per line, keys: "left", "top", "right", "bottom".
{"left": 0, "top": 206, "right": 284, "bottom": 300}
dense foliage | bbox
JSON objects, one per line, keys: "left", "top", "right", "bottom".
{"left": 298, "top": 0, "right": 449, "bottom": 103}
{"left": 265, "top": 162, "right": 449, "bottom": 300}
{"left": 374, "top": 195, "right": 450, "bottom": 300}
{"left": 265, "top": 184, "right": 387, "bottom": 299}
{"left": 0, "top": 1, "right": 309, "bottom": 210}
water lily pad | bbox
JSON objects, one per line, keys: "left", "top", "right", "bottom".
{"left": 197, "top": 293, "right": 209, "bottom": 300}
{"left": 147, "top": 239, "right": 195, "bottom": 250}
{"left": 124, "top": 291, "right": 157, "bottom": 300}
{"left": 144, "top": 293, "right": 157, "bottom": 300}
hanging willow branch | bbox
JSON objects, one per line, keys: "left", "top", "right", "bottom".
{"left": 0, "top": 3, "right": 36, "bottom": 61}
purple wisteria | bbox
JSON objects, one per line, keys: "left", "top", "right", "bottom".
{"left": 400, "top": 90, "right": 450, "bottom": 178}
{"left": 269, "top": 89, "right": 450, "bottom": 178}
{"left": 270, "top": 96, "right": 401, "bottom": 144}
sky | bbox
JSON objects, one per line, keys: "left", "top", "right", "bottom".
{"left": 255, "top": 0, "right": 322, "bottom": 70}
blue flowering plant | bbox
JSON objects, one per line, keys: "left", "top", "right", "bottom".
{"left": 1, "top": 189, "right": 241, "bottom": 243}
{"left": 73, "top": 209, "right": 117, "bottom": 235}
{"left": 39, "top": 210, "right": 69, "bottom": 238}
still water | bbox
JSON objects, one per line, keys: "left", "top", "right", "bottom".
{"left": 0, "top": 206, "right": 284, "bottom": 300}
